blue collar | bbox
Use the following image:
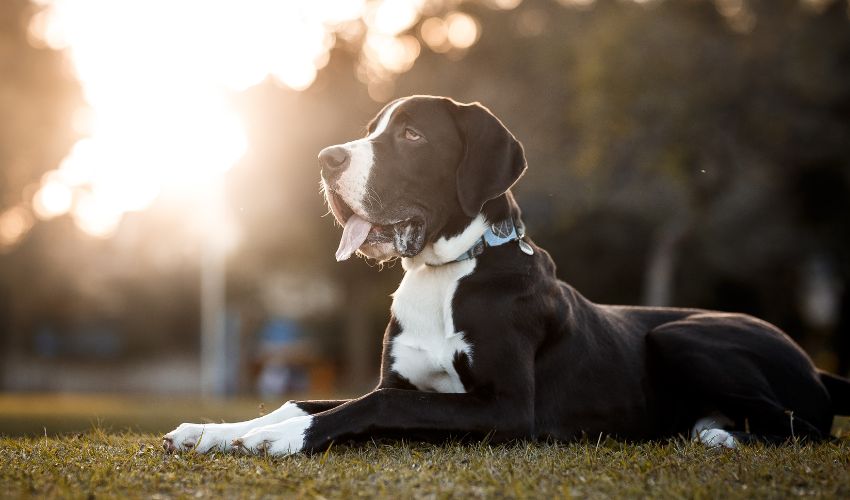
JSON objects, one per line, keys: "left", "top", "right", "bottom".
{"left": 452, "top": 218, "right": 532, "bottom": 263}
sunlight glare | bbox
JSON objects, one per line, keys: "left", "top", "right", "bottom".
{"left": 72, "top": 192, "right": 123, "bottom": 238}
{"left": 33, "top": 176, "right": 73, "bottom": 220}
{"left": 0, "top": 207, "right": 35, "bottom": 249}
{"left": 555, "top": 0, "right": 596, "bottom": 8}
{"left": 370, "top": 0, "right": 423, "bottom": 36}
{"left": 446, "top": 12, "right": 480, "bottom": 49}
{"left": 420, "top": 17, "right": 451, "bottom": 53}
{"left": 28, "top": 0, "right": 347, "bottom": 238}
{"left": 25, "top": 0, "right": 487, "bottom": 240}
{"left": 365, "top": 33, "right": 422, "bottom": 74}
{"left": 490, "top": 0, "right": 524, "bottom": 8}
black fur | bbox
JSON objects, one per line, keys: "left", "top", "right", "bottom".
{"left": 301, "top": 95, "right": 850, "bottom": 452}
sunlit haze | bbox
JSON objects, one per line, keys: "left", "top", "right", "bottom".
{"left": 22, "top": 0, "right": 492, "bottom": 240}
{"left": 2, "top": 0, "right": 800, "bottom": 247}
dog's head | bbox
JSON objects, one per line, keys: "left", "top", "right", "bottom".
{"left": 319, "top": 95, "right": 526, "bottom": 263}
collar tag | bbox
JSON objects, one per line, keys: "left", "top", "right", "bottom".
{"left": 483, "top": 219, "right": 517, "bottom": 246}
{"left": 451, "top": 217, "right": 531, "bottom": 263}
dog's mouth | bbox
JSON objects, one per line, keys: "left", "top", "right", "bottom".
{"left": 328, "top": 191, "right": 421, "bottom": 261}
{"left": 328, "top": 191, "right": 354, "bottom": 226}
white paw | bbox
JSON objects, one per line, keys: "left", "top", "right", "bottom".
{"left": 163, "top": 422, "right": 246, "bottom": 453}
{"left": 233, "top": 415, "right": 313, "bottom": 456}
{"left": 695, "top": 428, "right": 738, "bottom": 449}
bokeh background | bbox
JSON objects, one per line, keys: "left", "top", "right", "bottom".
{"left": 1, "top": 0, "right": 849, "bottom": 434}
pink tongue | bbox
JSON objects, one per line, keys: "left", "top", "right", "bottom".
{"left": 335, "top": 214, "right": 373, "bottom": 261}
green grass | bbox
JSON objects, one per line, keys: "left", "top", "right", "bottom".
{"left": 2, "top": 397, "right": 849, "bottom": 497}
{"left": 2, "top": 431, "right": 850, "bottom": 498}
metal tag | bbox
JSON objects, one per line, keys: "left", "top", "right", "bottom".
{"left": 518, "top": 240, "right": 534, "bottom": 255}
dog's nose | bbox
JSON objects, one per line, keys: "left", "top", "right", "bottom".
{"left": 318, "top": 146, "right": 350, "bottom": 175}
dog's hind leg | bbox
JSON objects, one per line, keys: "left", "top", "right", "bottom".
{"left": 690, "top": 413, "right": 737, "bottom": 448}
{"left": 646, "top": 312, "right": 834, "bottom": 444}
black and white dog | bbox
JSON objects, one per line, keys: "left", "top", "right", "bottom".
{"left": 165, "top": 95, "right": 850, "bottom": 455}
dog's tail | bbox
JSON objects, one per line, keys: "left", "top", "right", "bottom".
{"left": 819, "top": 370, "right": 850, "bottom": 415}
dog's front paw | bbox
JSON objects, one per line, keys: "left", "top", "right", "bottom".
{"left": 232, "top": 415, "right": 313, "bottom": 456}
{"left": 163, "top": 422, "right": 245, "bottom": 453}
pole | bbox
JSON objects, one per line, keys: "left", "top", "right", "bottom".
{"left": 200, "top": 175, "right": 228, "bottom": 398}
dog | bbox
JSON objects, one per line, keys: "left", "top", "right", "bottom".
{"left": 164, "top": 95, "right": 850, "bottom": 455}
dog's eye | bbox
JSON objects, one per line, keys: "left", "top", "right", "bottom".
{"left": 404, "top": 128, "right": 421, "bottom": 141}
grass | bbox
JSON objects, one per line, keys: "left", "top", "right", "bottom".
{"left": 2, "top": 431, "right": 850, "bottom": 498}
{"left": 1, "top": 396, "right": 849, "bottom": 498}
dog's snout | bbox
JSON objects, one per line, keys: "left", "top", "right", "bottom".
{"left": 319, "top": 146, "right": 350, "bottom": 176}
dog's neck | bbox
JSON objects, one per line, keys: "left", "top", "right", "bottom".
{"left": 402, "top": 194, "right": 525, "bottom": 270}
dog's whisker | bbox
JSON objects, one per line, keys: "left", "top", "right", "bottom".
{"left": 370, "top": 187, "right": 385, "bottom": 210}
{"left": 363, "top": 187, "right": 384, "bottom": 213}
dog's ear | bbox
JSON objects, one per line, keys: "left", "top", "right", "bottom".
{"left": 453, "top": 101, "right": 527, "bottom": 217}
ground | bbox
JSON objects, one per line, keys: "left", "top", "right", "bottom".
{"left": 1, "top": 396, "right": 849, "bottom": 498}
{"left": 3, "top": 433, "right": 850, "bottom": 498}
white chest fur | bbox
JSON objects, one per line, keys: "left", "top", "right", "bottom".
{"left": 389, "top": 259, "right": 476, "bottom": 393}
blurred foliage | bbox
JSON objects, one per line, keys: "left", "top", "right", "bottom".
{"left": 1, "top": 0, "right": 849, "bottom": 390}
{"left": 0, "top": 0, "right": 80, "bottom": 211}
{"left": 392, "top": 0, "right": 850, "bottom": 371}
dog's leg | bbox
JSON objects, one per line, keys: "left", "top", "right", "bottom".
{"left": 647, "top": 313, "right": 833, "bottom": 443}
{"left": 691, "top": 413, "right": 737, "bottom": 449}
{"left": 163, "top": 399, "right": 348, "bottom": 453}
{"left": 233, "top": 388, "right": 533, "bottom": 456}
